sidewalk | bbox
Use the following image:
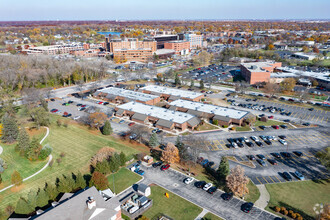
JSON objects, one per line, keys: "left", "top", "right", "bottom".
{"left": 255, "top": 184, "right": 270, "bottom": 209}
{"left": 195, "top": 209, "right": 209, "bottom": 220}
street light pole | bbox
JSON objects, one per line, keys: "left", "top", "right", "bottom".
{"left": 112, "top": 170, "right": 115, "bottom": 195}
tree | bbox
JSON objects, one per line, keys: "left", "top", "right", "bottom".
{"left": 161, "top": 142, "right": 180, "bottom": 164}
{"left": 119, "top": 152, "right": 126, "bottom": 166}
{"left": 16, "top": 128, "right": 30, "bottom": 156}
{"left": 316, "top": 147, "right": 330, "bottom": 170}
{"left": 11, "top": 170, "right": 22, "bottom": 186}
{"left": 102, "top": 120, "right": 112, "bottom": 135}
{"left": 87, "top": 112, "right": 108, "bottom": 129}
{"left": 128, "top": 124, "right": 150, "bottom": 143}
{"left": 90, "top": 171, "right": 108, "bottom": 190}
{"left": 200, "top": 80, "right": 205, "bottom": 90}
{"left": 27, "top": 137, "right": 42, "bottom": 161}
{"left": 0, "top": 174, "right": 2, "bottom": 184}
{"left": 174, "top": 73, "right": 180, "bottom": 86}
{"left": 226, "top": 165, "right": 249, "bottom": 198}
{"left": 38, "top": 144, "right": 52, "bottom": 160}
{"left": 280, "top": 78, "right": 296, "bottom": 92}
{"left": 90, "top": 147, "right": 115, "bottom": 167}
{"left": 44, "top": 182, "right": 58, "bottom": 201}
{"left": 264, "top": 82, "right": 280, "bottom": 97}
{"left": 190, "top": 79, "right": 195, "bottom": 89}
{"left": 36, "top": 189, "right": 49, "bottom": 208}
{"left": 57, "top": 175, "right": 75, "bottom": 193}
{"left": 313, "top": 47, "right": 320, "bottom": 54}
{"left": 95, "top": 160, "right": 110, "bottom": 174}
{"left": 193, "top": 51, "right": 213, "bottom": 67}
{"left": 28, "top": 107, "right": 50, "bottom": 129}
{"left": 75, "top": 172, "right": 86, "bottom": 190}
{"left": 302, "top": 46, "right": 309, "bottom": 53}
{"left": 149, "top": 133, "right": 159, "bottom": 148}
{"left": 318, "top": 203, "right": 330, "bottom": 220}
{"left": 15, "top": 197, "right": 34, "bottom": 214}
{"left": 1, "top": 115, "right": 19, "bottom": 143}
{"left": 312, "top": 80, "right": 319, "bottom": 87}
{"left": 267, "top": 44, "right": 274, "bottom": 50}
{"left": 217, "top": 157, "right": 230, "bottom": 185}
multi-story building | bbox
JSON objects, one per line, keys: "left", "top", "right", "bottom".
{"left": 113, "top": 48, "right": 155, "bottom": 63}
{"left": 164, "top": 40, "right": 190, "bottom": 55}
{"left": 184, "top": 33, "right": 203, "bottom": 49}
{"left": 22, "top": 44, "right": 84, "bottom": 55}
{"left": 240, "top": 61, "right": 282, "bottom": 84}
{"left": 106, "top": 38, "right": 157, "bottom": 53}
{"left": 153, "top": 35, "right": 180, "bottom": 49}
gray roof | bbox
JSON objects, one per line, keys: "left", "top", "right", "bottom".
{"left": 156, "top": 119, "right": 174, "bottom": 128}
{"left": 213, "top": 115, "right": 232, "bottom": 122}
{"left": 186, "top": 117, "right": 201, "bottom": 127}
{"left": 187, "top": 109, "right": 203, "bottom": 117}
{"left": 137, "top": 184, "right": 149, "bottom": 193}
{"left": 96, "top": 87, "right": 158, "bottom": 102}
{"left": 105, "top": 94, "right": 117, "bottom": 100}
{"left": 115, "top": 109, "right": 125, "bottom": 115}
{"left": 132, "top": 113, "right": 148, "bottom": 121}
{"left": 33, "top": 187, "right": 120, "bottom": 220}
{"left": 168, "top": 106, "right": 177, "bottom": 111}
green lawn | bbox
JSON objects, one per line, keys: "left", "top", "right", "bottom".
{"left": 202, "top": 212, "right": 224, "bottom": 220}
{"left": 254, "top": 119, "right": 284, "bottom": 127}
{"left": 235, "top": 126, "right": 252, "bottom": 131}
{"left": 196, "top": 122, "right": 219, "bottom": 131}
{"left": 0, "top": 116, "right": 140, "bottom": 212}
{"left": 107, "top": 168, "right": 142, "bottom": 194}
{"left": 144, "top": 185, "right": 202, "bottom": 220}
{"left": 245, "top": 181, "right": 260, "bottom": 203}
{"left": 266, "top": 179, "right": 330, "bottom": 220}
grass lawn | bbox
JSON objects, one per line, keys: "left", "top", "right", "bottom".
{"left": 254, "top": 119, "right": 284, "bottom": 127}
{"left": 107, "top": 168, "right": 142, "bottom": 194}
{"left": 144, "top": 185, "right": 202, "bottom": 220}
{"left": 266, "top": 179, "right": 330, "bottom": 220}
{"left": 245, "top": 181, "right": 260, "bottom": 203}
{"left": 195, "top": 122, "right": 219, "bottom": 131}
{"left": 235, "top": 126, "right": 252, "bottom": 131}
{"left": 0, "top": 115, "right": 142, "bottom": 212}
{"left": 202, "top": 212, "right": 224, "bottom": 220}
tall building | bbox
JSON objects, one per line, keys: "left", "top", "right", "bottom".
{"left": 240, "top": 61, "right": 282, "bottom": 84}
{"left": 164, "top": 40, "right": 190, "bottom": 55}
{"left": 153, "top": 35, "right": 180, "bottom": 49}
{"left": 184, "top": 33, "right": 203, "bottom": 49}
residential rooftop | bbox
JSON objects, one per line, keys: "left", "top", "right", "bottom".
{"left": 96, "top": 87, "right": 158, "bottom": 102}
{"left": 117, "top": 101, "right": 196, "bottom": 124}
{"left": 170, "top": 99, "right": 250, "bottom": 119}
{"left": 140, "top": 85, "right": 203, "bottom": 100}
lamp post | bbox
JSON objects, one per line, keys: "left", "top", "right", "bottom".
{"left": 112, "top": 170, "right": 116, "bottom": 195}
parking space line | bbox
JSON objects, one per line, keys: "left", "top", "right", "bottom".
{"left": 268, "top": 176, "right": 275, "bottom": 183}
{"left": 262, "top": 177, "right": 269, "bottom": 184}
{"left": 274, "top": 176, "right": 282, "bottom": 182}
{"left": 255, "top": 177, "right": 262, "bottom": 184}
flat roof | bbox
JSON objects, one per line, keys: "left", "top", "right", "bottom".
{"left": 170, "top": 99, "right": 250, "bottom": 119}
{"left": 277, "top": 67, "right": 330, "bottom": 82}
{"left": 140, "top": 85, "right": 203, "bottom": 99}
{"left": 241, "top": 62, "right": 276, "bottom": 72}
{"left": 117, "top": 101, "right": 196, "bottom": 124}
{"left": 97, "top": 87, "right": 158, "bottom": 102}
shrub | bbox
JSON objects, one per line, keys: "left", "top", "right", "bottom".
{"left": 223, "top": 125, "right": 228, "bottom": 128}
{"left": 283, "top": 210, "right": 288, "bottom": 216}
{"left": 296, "top": 213, "right": 301, "bottom": 218}
{"left": 274, "top": 206, "right": 280, "bottom": 212}
{"left": 63, "top": 121, "right": 68, "bottom": 128}
{"left": 38, "top": 144, "right": 52, "bottom": 160}
{"left": 56, "top": 158, "right": 62, "bottom": 165}
{"left": 56, "top": 119, "right": 62, "bottom": 127}
{"left": 60, "top": 152, "right": 66, "bottom": 158}
{"left": 289, "top": 210, "right": 293, "bottom": 215}
{"left": 297, "top": 217, "right": 303, "bottom": 220}
{"left": 291, "top": 213, "right": 297, "bottom": 219}
{"left": 213, "top": 119, "right": 218, "bottom": 126}
{"left": 280, "top": 207, "right": 287, "bottom": 213}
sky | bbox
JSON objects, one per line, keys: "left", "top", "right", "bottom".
{"left": 0, "top": 0, "right": 329, "bottom": 21}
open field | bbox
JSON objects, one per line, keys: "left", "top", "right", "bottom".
{"left": 107, "top": 168, "right": 142, "bottom": 194}
{"left": 0, "top": 115, "right": 143, "bottom": 212}
{"left": 266, "top": 179, "right": 330, "bottom": 220}
{"left": 144, "top": 185, "right": 203, "bottom": 220}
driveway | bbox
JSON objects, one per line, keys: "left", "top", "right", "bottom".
{"left": 135, "top": 165, "right": 279, "bottom": 220}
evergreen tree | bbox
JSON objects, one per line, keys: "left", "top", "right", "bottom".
{"left": 217, "top": 157, "right": 230, "bottom": 185}
{"left": 16, "top": 128, "right": 30, "bottom": 156}
{"left": 1, "top": 115, "right": 19, "bottom": 143}
{"left": 15, "top": 197, "right": 34, "bottom": 214}
{"left": 149, "top": 133, "right": 159, "bottom": 148}
{"left": 27, "top": 190, "right": 37, "bottom": 210}
{"left": 36, "top": 189, "right": 49, "bottom": 208}
{"left": 109, "top": 156, "right": 119, "bottom": 173}
{"left": 11, "top": 170, "right": 22, "bottom": 186}
{"left": 57, "top": 175, "right": 73, "bottom": 193}
{"left": 44, "top": 182, "right": 58, "bottom": 201}
{"left": 174, "top": 73, "right": 180, "bottom": 86}
{"left": 95, "top": 160, "right": 110, "bottom": 174}
{"left": 27, "top": 137, "right": 41, "bottom": 161}
{"left": 200, "top": 80, "right": 205, "bottom": 89}
{"left": 0, "top": 174, "right": 2, "bottom": 184}
{"left": 190, "top": 79, "right": 194, "bottom": 89}
{"left": 102, "top": 120, "right": 112, "bottom": 135}
{"left": 75, "top": 172, "right": 86, "bottom": 190}
{"left": 119, "top": 152, "right": 126, "bottom": 166}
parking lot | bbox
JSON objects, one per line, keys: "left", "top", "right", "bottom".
{"left": 228, "top": 97, "right": 330, "bottom": 124}
{"left": 182, "top": 64, "right": 236, "bottom": 82}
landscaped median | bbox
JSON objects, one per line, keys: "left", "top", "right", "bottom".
{"left": 143, "top": 185, "right": 203, "bottom": 220}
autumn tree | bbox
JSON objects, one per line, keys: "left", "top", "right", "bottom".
{"left": 193, "top": 51, "right": 213, "bottom": 67}
{"left": 302, "top": 46, "right": 309, "bottom": 53}
{"left": 313, "top": 47, "right": 320, "bottom": 53}
{"left": 90, "top": 171, "right": 108, "bottom": 190}
{"left": 11, "top": 170, "right": 23, "bottom": 186}
{"left": 312, "top": 80, "right": 319, "bottom": 87}
{"left": 266, "top": 43, "right": 274, "bottom": 50}
{"left": 1, "top": 115, "right": 19, "bottom": 143}
{"left": 161, "top": 142, "right": 180, "bottom": 164}
{"left": 226, "top": 165, "right": 249, "bottom": 198}
{"left": 318, "top": 203, "right": 330, "bottom": 220}
{"left": 87, "top": 112, "right": 108, "bottom": 129}
{"left": 90, "top": 147, "right": 115, "bottom": 167}
{"left": 280, "top": 78, "right": 296, "bottom": 92}
{"left": 128, "top": 124, "right": 150, "bottom": 142}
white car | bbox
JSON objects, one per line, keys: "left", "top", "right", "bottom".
{"left": 251, "top": 136, "right": 259, "bottom": 142}
{"left": 243, "top": 136, "right": 250, "bottom": 142}
{"left": 203, "top": 183, "right": 213, "bottom": 191}
{"left": 232, "top": 142, "right": 238, "bottom": 148}
{"left": 73, "top": 116, "right": 81, "bottom": 120}
{"left": 279, "top": 139, "right": 287, "bottom": 145}
{"left": 184, "top": 177, "right": 194, "bottom": 185}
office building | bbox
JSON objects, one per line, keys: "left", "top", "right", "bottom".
{"left": 240, "top": 61, "right": 282, "bottom": 84}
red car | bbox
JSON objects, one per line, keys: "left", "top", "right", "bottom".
{"left": 81, "top": 105, "right": 86, "bottom": 107}
{"left": 97, "top": 101, "right": 103, "bottom": 104}
{"left": 128, "top": 122, "right": 135, "bottom": 126}
{"left": 272, "top": 125, "right": 279, "bottom": 129}
{"left": 50, "top": 109, "right": 58, "bottom": 113}
{"left": 268, "top": 116, "right": 274, "bottom": 119}
{"left": 161, "top": 164, "right": 170, "bottom": 171}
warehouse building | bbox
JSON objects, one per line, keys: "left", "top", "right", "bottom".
{"left": 168, "top": 99, "right": 250, "bottom": 126}
{"left": 139, "top": 85, "right": 204, "bottom": 102}
{"left": 115, "top": 102, "right": 200, "bottom": 131}
{"left": 93, "top": 87, "right": 160, "bottom": 105}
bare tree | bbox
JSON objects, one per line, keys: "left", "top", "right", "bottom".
{"left": 182, "top": 135, "right": 208, "bottom": 162}
{"left": 128, "top": 124, "right": 150, "bottom": 143}
{"left": 226, "top": 165, "right": 249, "bottom": 198}
{"left": 264, "top": 82, "right": 280, "bottom": 97}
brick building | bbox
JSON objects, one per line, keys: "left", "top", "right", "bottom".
{"left": 240, "top": 61, "right": 282, "bottom": 84}
{"left": 164, "top": 40, "right": 190, "bottom": 55}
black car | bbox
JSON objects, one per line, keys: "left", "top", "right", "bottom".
{"left": 259, "top": 126, "right": 266, "bottom": 130}
{"left": 308, "top": 108, "right": 314, "bottom": 111}
{"left": 255, "top": 141, "right": 263, "bottom": 147}
{"left": 246, "top": 142, "right": 254, "bottom": 147}
{"left": 257, "top": 154, "right": 266, "bottom": 160}
{"left": 195, "top": 181, "right": 207, "bottom": 188}
{"left": 278, "top": 135, "right": 286, "bottom": 139}
{"left": 50, "top": 98, "right": 55, "bottom": 101}
{"left": 225, "top": 93, "right": 231, "bottom": 97}
{"left": 302, "top": 123, "right": 310, "bottom": 126}
{"left": 293, "top": 151, "right": 303, "bottom": 157}
{"left": 280, "top": 125, "right": 287, "bottom": 129}
{"left": 265, "top": 140, "right": 272, "bottom": 145}
{"left": 221, "top": 192, "right": 233, "bottom": 201}
{"left": 248, "top": 155, "right": 256, "bottom": 161}
{"left": 76, "top": 103, "right": 82, "bottom": 106}
{"left": 68, "top": 100, "right": 73, "bottom": 104}
{"left": 241, "top": 202, "right": 254, "bottom": 213}
{"left": 281, "top": 152, "right": 291, "bottom": 158}
{"left": 283, "top": 119, "right": 290, "bottom": 122}
{"left": 282, "top": 172, "right": 292, "bottom": 181}
{"left": 152, "top": 161, "right": 163, "bottom": 168}
{"left": 207, "top": 186, "right": 217, "bottom": 194}
{"left": 103, "top": 102, "right": 110, "bottom": 105}
{"left": 271, "top": 152, "right": 281, "bottom": 158}
{"left": 268, "top": 159, "right": 278, "bottom": 165}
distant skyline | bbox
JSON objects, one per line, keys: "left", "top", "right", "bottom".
{"left": 1, "top": 0, "right": 330, "bottom": 21}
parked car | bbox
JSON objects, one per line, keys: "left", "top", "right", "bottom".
{"left": 195, "top": 181, "right": 206, "bottom": 188}
{"left": 136, "top": 169, "right": 145, "bottom": 175}
{"left": 272, "top": 125, "right": 280, "bottom": 129}
{"left": 201, "top": 159, "right": 209, "bottom": 166}
{"left": 241, "top": 202, "right": 254, "bottom": 213}
{"left": 50, "top": 98, "right": 55, "bottom": 101}
{"left": 129, "top": 133, "right": 137, "bottom": 140}
{"left": 96, "top": 101, "right": 103, "bottom": 104}
{"left": 119, "top": 120, "right": 125, "bottom": 124}
{"left": 271, "top": 152, "right": 281, "bottom": 158}
{"left": 161, "top": 164, "right": 170, "bottom": 171}
{"left": 257, "top": 154, "right": 266, "bottom": 160}
{"left": 68, "top": 100, "right": 73, "bottom": 104}
{"left": 293, "top": 151, "right": 303, "bottom": 157}
{"left": 264, "top": 140, "right": 272, "bottom": 145}
{"left": 50, "top": 109, "right": 58, "bottom": 113}
{"left": 221, "top": 192, "right": 233, "bottom": 201}
{"left": 152, "top": 161, "right": 163, "bottom": 168}
{"left": 79, "top": 107, "right": 86, "bottom": 111}
{"left": 207, "top": 186, "right": 217, "bottom": 194}
{"left": 203, "top": 183, "right": 213, "bottom": 191}
{"left": 281, "top": 152, "right": 291, "bottom": 158}
{"left": 282, "top": 172, "right": 292, "bottom": 181}
{"left": 268, "top": 115, "right": 274, "bottom": 119}
{"left": 103, "top": 102, "right": 110, "bottom": 105}
{"left": 248, "top": 155, "right": 256, "bottom": 161}
{"left": 256, "top": 159, "right": 266, "bottom": 166}
{"left": 184, "top": 177, "right": 194, "bottom": 185}
{"left": 128, "top": 122, "right": 135, "bottom": 126}
{"left": 280, "top": 124, "right": 287, "bottom": 129}
{"left": 279, "top": 139, "right": 287, "bottom": 145}
{"left": 268, "top": 159, "right": 278, "bottom": 165}
{"left": 294, "top": 171, "right": 305, "bottom": 180}
{"left": 73, "top": 116, "right": 81, "bottom": 120}
{"left": 255, "top": 141, "right": 263, "bottom": 147}
{"left": 251, "top": 136, "right": 259, "bottom": 141}
{"left": 259, "top": 126, "right": 266, "bottom": 130}
{"left": 278, "top": 135, "right": 286, "bottom": 139}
